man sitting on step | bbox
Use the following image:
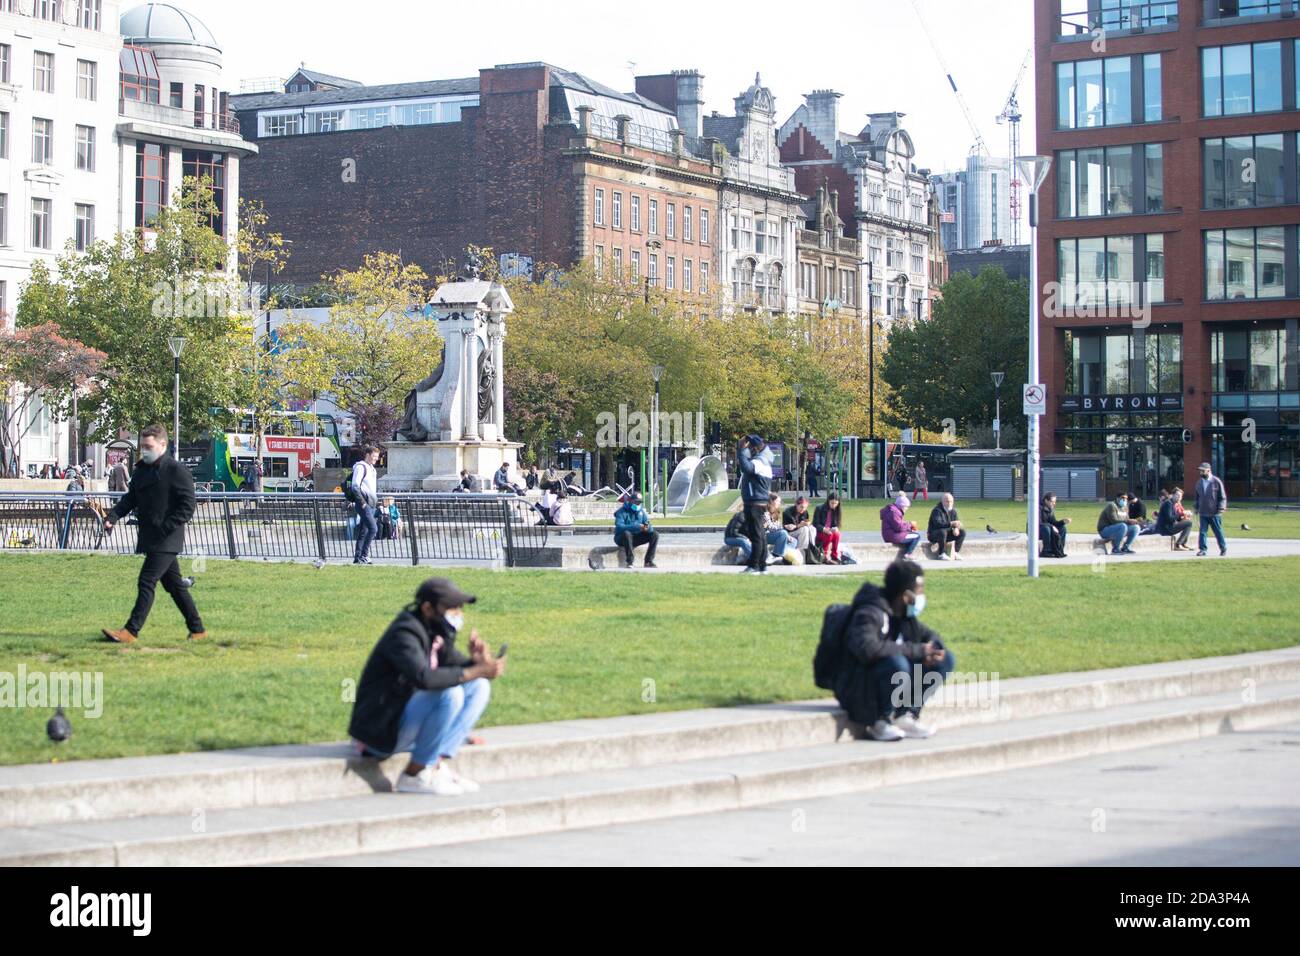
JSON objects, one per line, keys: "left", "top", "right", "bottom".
{"left": 832, "top": 561, "right": 955, "bottom": 742}
{"left": 613, "top": 492, "right": 659, "bottom": 568}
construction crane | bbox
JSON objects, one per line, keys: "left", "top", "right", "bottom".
{"left": 996, "top": 47, "right": 1034, "bottom": 246}
{"left": 910, "top": 0, "right": 989, "bottom": 158}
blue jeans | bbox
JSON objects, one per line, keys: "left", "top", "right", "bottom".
{"left": 1199, "top": 514, "right": 1227, "bottom": 553}
{"left": 894, "top": 531, "right": 922, "bottom": 556}
{"left": 869, "top": 650, "right": 956, "bottom": 722}
{"left": 387, "top": 679, "right": 491, "bottom": 766}
{"left": 354, "top": 504, "right": 378, "bottom": 560}
{"left": 724, "top": 534, "right": 752, "bottom": 563}
{"left": 1099, "top": 522, "right": 1138, "bottom": 553}
{"left": 765, "top": 528, "right": 789, "bottom": 558}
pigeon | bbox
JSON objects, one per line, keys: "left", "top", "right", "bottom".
{"left": 986, "top": 524, "right": 997, "bottom": 534}
{"left": 180, "top": 576, "right": 196, "bottom": 588}
{"left": 312, "top": 558, "right": 326, "bottom": 569}
{"left": 1240, "top": 523, "right": 1251, "bottom": 532}
{"left": 587, "top": 557, "right": 601, "bottom": 571}
{"left": 46, "top": 708, "right": 71, "bottom": 743}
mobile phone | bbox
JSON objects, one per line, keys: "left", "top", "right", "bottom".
{"left": 497, "top": 642, "right": 509, "bottom": 658}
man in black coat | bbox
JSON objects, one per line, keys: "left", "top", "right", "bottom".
{"left": 348, "top": 577, "right": 505, "bottom": 795}
{"left": 101, "top": 425, "right": 205, "bottom": 644}
{"left": 832, "top": 561, "right": 954, "bottom": 742}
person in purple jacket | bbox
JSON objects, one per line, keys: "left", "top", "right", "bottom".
{"left": 880, "top": 494, "right": 922, "bottom": 562}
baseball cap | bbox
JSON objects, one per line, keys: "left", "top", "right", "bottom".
{"left": 413, "top": 577, "right": 477, "bottom": 609}
{"left": 1199, "top": 462, "right": 1212, "bottom": 471}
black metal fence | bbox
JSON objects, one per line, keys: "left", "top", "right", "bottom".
{"left": 0, "top": 493, "right": 548, "bottom": 567}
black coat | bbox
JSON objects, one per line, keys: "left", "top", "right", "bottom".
{"left": 927, "top": 504, "right": 958, "bottom": 535}
{"left": 109, "top": 454, "right": 195, "bottom": 554}
{"left": 812, "top": 502, "right": 841, "bottom": 530}
{"left": 832, "top": 581, "right": 942, "bottom": 725}
{"left": 347, "top": 609, "right": 473, "bottom": 754}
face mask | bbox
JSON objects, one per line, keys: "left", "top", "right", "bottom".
{"left": 140, "top": 447, "right": 162, "bottom": 464}
{"left": 907, "top": 594, "right": 927, "bottom": 619}
{"left": 444, "top": 610, "right": 465, "bottom": 632}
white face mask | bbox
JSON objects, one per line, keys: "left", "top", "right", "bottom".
{"left": 140, "top": 447, "right": 162, "bottom": 464}
{"left": 444, "top": 610, "right": 465, "bottom": 633}
{"left": 907, "top": 594, "right": 927, "bottom": 618}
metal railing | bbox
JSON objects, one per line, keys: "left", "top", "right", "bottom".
{"left": 0, "top": 493, "right": 548, "bottom": 567}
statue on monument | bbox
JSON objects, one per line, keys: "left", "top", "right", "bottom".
{"left": 478, "top": 346, "right": 495, "bottom": 425}
{"left": 396, "top": 342, "right": 445, "bottom": 443}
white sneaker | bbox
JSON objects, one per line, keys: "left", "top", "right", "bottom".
{"left": 866, "top": 719, "right": 904, "bottom": 742}
{"left": 893, "top": 713, "right": 935, "bottom": 739}
{"left": 395, "top": 764, "right": 464, "bottom": 795}
{"left": 935, "top": 552, "right": 950, "bottom": 561}
{"left": 444, "top": 764, "right": 480, "bottom": 793}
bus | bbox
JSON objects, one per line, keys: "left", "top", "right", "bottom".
{"left": 181, "top": 412, "right": 347, "bottom": 492}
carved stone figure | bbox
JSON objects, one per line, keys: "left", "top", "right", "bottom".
{"left": 396, "top": 344, "right": 445, "bottom": 442}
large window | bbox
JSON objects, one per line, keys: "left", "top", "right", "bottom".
{"left": 76, "top": 60, "right": 96, "bottom": 101}
{"left": 594, "top": 188, "right": 604, "bottom": 226}
{"left": 1212, "top": 323, "right": 1298, "bottom": 393}
{"left": 30, "top": 198, "right": 51, "bottom": 250}
{"left": 1203, "top": 134, "right": 1287, "bottom": 208}
{"left": 0, "top": 44, "right": 10, "bottom": 85}
{"left": 119, "top": 46, "right": 160, "bottom": 104}
{"left": 1203, "top": 42, "right": 1284, "bottom": 116}
{"left": 135, "top": 142, "right": 168, "bottom": 229}
{"left": 1057, "top": 54, "right": 1160, "bottom": 129}
{"left": 0, "top": 193, "right": 7, "bottom": 247}
{"left": 1056, "top": 234, "right": 1167, "bottom": 308}
{"left": 74, "top": 203, "right": 94, "bottom": 252}
{"left": 1204, "top": 227, "right": 1288, "bottom": 300}
{"left": 648, "top": 199, "right": 658, "bottom": 235}
{"left": 33, "top": 51, "right": 54, "bottom": 94}
{"left": 183, "top": 150, "right": 226, "bottom": 238}
{"left": 74, "top": 125, "right": 95, "bottom": 171}
{"left": 264, "top": 114, "right": 302, "bottom": 136}
{"left": 78, "top": 0, "right": 102, "bottom": 30}
{"left": 31, "top": 118, "right": 52, "bottom": 165}
{"left": 1067, "top": 328, "right": 1183, "bottom": 397}
{"left": 700, "top": 208, "right": 709, "bottom": 244}
{"left": 612, "top": 192, "right": 622, "bottom": 229}
{"left": 631, "top": 195, "right": 641, "bottom": 232}
{"left": 1057, "top": 144, "right": 1163, "bottom": 217}
{"left": 0, "top": 111, "right": 7, "bottom": 160}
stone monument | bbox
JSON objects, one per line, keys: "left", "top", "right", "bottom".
{"left": 381, "top": 278, "right": 521, "bottom": 492}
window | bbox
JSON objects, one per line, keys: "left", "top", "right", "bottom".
{"left": 612, "top": 192, "right": 622, "bottom": 228}
{"left": 1203, "top": 134, "right": 1286, "bottom": 208}
{"left": 1057, "top": 54, "right": 1158, "bottom": 128}
{"left": 1213, "top": 325, "right": 1298, "bottom": 396}
{"left": 78, "top": 0, "right": 102, "bottom": 30}
{"left": 666, "top": 203, "right": 675, "bottom": 239}
{"left": 34, "top": 52, "right": 54, "bottom": 94}
{"left": 612, "top": 247, "right": 623, "bottom": 275}
{"left": 135, "top": 142, "right": 168, "bottom": 228}
{"left": 755, "top": 218, "right": 767, "bottom": 254}
{"left": 1203, "top": 42, "right": 1283, "bottom": 116}
{"left": 1057, "top": 143, "right": 1163, "bottom": 217}
{"left": 683, "top": 206, "right": 692, "bottom": 241}
{"left": 397, "top": 103, "right": 437, "bottom": 125}
{"left": 594, "top": 188, "right": 604, "bottom": 226}
{"left": 630, "top": 250, "right": 640, "bottom": 278}
{"left": 649, "top": 253, "right": 658, "bottom": 282}
{"left": 594, "top": 245, "right": 604, "bottom": 277}
{"left": 119, "top": 46, "right": 160, "bottom": 103}
{"left": 0, "top": 44, "right": 10, "bottom": 85}
{"left": 350, "top": 106, "right": 390, "bottom": 129}
{"left": 730, "top": 215, "right": 739, "bottom": 250}
{"left": 631, "top": 196, "right": 641, "bottom": 232}
{"left": 183, "top": 150, "right": 226, "bottom": 237}
{"left": 31, "top": 118, "right": 52, "bottom": 165}
{"left": 0, "top": 112, "right": 7, "bottom": 160}
{"left": 700, "top": 208, "right": 709, "bottom": 244}
{"left": 700, "top": 261, "right": 709, "bottom": 294}
{"left": 310, "top": 111, "right": 343, "bottom": 133}
{"left": 666, "top": 256, "right": 675, "bottom": 290}
{"left": 1204, "top": 226, "right": 1288, "bottom": 300}
{"left": 799, "top": 262, "right": 817, "bottom": 299}
{"left": 1056, "top": 234, "right": 1167, "bottom": 308}
{"left": 76, "top": 60, "right": 96, "bottom": 101}
{"left": 0, "top": 193, "right": 7, "bottom": 247}
{"left": 194, "top": 85, "right": 205, "bottom": 128}
{"left": 683, "top": 257, "right": 692, "bottom": 292}
{"left": 170, "top": 82, "right": 183, "bottom": 109}
{"left": 74, "top": 125, "right": 95, "bottom": 171}
{"left": 74, "top": 203, "right": 94, "bottom": 251}
{"left": 649, "top": 199, "right": 658, "bottom": 235}
{"left": 841, "top": 270, "right": 856, "bottom": 306}
{"left": 1145, "top": 143, "right": 1164, "bottom": 212}
{"left": 264, "top": 114, "right": 303, "bottom": 136}
{"left": 31, "top": 198, "right": 51, "bottom": 250}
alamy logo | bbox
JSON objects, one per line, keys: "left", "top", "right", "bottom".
{"left": 593, "top": 405, "right": 703, "bottom": 449}
{"left": 49, "top": 886, "right": 151, "bottom": 936}
{"left": 0, "top": 666, "right": 102, "bottom": 718}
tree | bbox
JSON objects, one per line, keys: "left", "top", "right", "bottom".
{"left": 0, "top": 324, "right": 107, "bottom": 476}
{"left": 276, "top": 252, "right": 440, "bottom": 446}
{"left": 880, "top": 267, "right": 1029, "bottom": 444}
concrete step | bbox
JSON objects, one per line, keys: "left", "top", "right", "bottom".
{"left": 5, "top": 681, "right": 1299, "bottom": 866}
{"left": 2, "top": 648, "right": 1297, "bottom": 831}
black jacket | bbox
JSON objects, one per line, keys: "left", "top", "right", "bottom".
{"left": 347, "top": 609, "right": 473, "bottom": 753}
{"left": 1041, "top": 501, "right": 1066, "bottom": 532}
{"left": 724, "top": 511, "right": 747, "bottom": 539}
{"left": 109, "top": 453, "right": 195, "bottom": 554}
{"left": 737, "top": 444, "right": 772, "bottom": 504}
{"left": 927, "top": 504, "right": 959, "bottom": 535}
{"left": 832, "top": 581, "right": 942, "bottom": 725}
{"left": 812, "top": 502, "right": 841, "bottom": 531}
{"left": 782, "top": 504, "right": 811, "bottom": 530}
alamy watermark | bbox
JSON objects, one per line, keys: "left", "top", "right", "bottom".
{"left": 1043, "top": 281, "right": 1152, "bottom": 329}
{"left": 0, "top": 666, "right": 103, "bottom": 718}
{"left": 594, "top": 405, "right": 703, "bottom": 449}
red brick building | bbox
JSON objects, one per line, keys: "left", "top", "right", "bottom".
{"left": 1036, "top": 0, "right": 1299, "bottom": 500}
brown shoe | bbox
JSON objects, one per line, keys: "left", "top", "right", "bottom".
{"left": 188, "top": 631, "right": 207, "bottom": 641}
{"left": 102, "top": 627, "right": 137, "bottom": 644}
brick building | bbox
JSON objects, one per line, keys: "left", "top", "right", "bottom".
{"left": 1036, "top": 0, "right": 1299, "bottom": 501}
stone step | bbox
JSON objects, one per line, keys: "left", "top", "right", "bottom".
{"left": 5, "top": 681, "right": 1299, "bottom": 866}
{"left": 1, "top": 648, "right": 1296, "bottom": 832}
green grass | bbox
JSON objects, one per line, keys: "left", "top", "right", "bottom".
{"left": 1, "top": 553, "right": 1299, "bottom": 765}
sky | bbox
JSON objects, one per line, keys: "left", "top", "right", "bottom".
{"left": 178, "top": 0, "right": 1036, "bottom": 174}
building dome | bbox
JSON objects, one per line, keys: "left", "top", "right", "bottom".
{"left": 120, "top": 3, "right": 221, "bottom": 52}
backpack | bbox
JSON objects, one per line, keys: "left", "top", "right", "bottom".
{"left": 813, "top": 603, "right": 854, "bottom": 690}
{"left": 341, "top": 473, "right": 360, "bottom": 504}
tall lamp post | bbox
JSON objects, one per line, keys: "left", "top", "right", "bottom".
{"left": 991, "top": 371, "right": 1005, "bottom": 450}
{"left": 793, "top": 382, "right": 803, "bottom": 491}
{"left": 651, "top": 363, "right": 665, "bottom": 513}
{"left": 866, "top": 260, "right": 875, "bottom": 442}
{"left": 1018, "top": 154, "right": 1053, "bottom": 580}
{"left": 167, "top": 336, "right": 186, "bottom": 456}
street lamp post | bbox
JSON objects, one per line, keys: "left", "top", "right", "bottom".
{"left": 991, "top": 371, "right": 1005, "bottom": 450}
{"left": 866, "top": 260, "right": 875, "bottom": 442}
{"left": 651, "top": 363, "right": 665, "bottom": 513}
{"left": 167, "top": 337, "right": 187, "bottom": 456}
{"left": 793, "top": 382, "right": 804, "bottom": 492}
{"left": 1018, "top": 154, "right": 1053, "bottom": 580}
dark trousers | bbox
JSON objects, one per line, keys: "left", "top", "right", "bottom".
{"left": 807, "top": 475, "right": 819, "bottom": 498}
{"left": 354, "top": 504, "right": 378, "bottom": 560}
{"left": 1165, "top": 519, "right": 1192, "bottom": 547}
{"left": 127, "top": 551, "right": 203, "bottom": 635}
{"left": 869, "top": 650, "right": 956, "bottom": 722}
{"left": 928, "top": 527, "right": 966, "bottom": 553}
{"left": 742, "top": 502, "right": 767, "bottom": 570}
{"left": 616, "top": 529, "right": 659, "bottom": 566}
{"left": 1040, "top": 524, "right": 1067, "bottom": 556}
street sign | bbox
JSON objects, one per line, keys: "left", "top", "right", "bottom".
{"left": 1023, "top": 384, "right": 1047, "bottom": 416}
{"left": 993, "top": 419, "right": 1001, "bottom": 433}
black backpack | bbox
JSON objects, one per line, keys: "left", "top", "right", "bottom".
{"left": 341, "top": 473, "right": 360, "bottom": 503}
{"left": 813, "top": 603, "right": 853, "bottom": 690}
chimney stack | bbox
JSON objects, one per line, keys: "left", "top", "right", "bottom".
{"left": 804, "top": 89, "right": 842, "bottom": 153}
{"left": 673, "top": 69, "right": 704, "bottom": 139}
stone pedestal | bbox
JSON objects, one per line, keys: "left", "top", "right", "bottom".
{"left": 382, "top": 439, "right": 522, "bottom": 492}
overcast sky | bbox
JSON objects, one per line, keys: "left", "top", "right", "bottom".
{"left": 186, "top": 0, "right": 1035, "bottom": 174}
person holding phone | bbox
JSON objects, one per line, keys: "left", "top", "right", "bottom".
{"left": 348, "top": 577, "right": 506, "bottom": 795}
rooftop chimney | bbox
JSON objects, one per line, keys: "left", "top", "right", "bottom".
{"left": 673, "top": 69, "right": 704, "bottom": 139}
{"left": 804, "top": 89, "right": 842, "bottom": 153}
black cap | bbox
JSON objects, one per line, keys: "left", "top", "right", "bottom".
{"left": 413, "top": 577, "right": 477, "bottom": 609}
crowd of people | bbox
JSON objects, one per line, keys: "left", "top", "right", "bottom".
{"left": 1082, "top": 461, "right": 1229, "bottom": 558}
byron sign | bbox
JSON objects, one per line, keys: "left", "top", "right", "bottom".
{"left": 1059, "top": 393, "right": 1183, "bottom": 415}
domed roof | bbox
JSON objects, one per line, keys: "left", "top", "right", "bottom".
{"left": 120, "top": 3, "right": 220, "bottom": 52}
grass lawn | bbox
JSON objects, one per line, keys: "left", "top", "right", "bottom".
{"left": 1, "top": 553, "right": 1299, "bottom": 766}
{"left": 618, "top": 492, "right": 1300, "bottom": 539}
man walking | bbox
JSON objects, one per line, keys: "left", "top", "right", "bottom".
{"left": 352, "top": 446, "right": 380, "bottom": 565}
{"left": 1194, "top": 461, "right": 1228, "bottom": 557}
{"left": 737, "top": 435, "right": 773, "bottom": 574}
{"left": 107, "top": 457, "right": 130, "bottom": 493}
{"left": 100, "top": 425, "right": 206, "bottom": 644}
